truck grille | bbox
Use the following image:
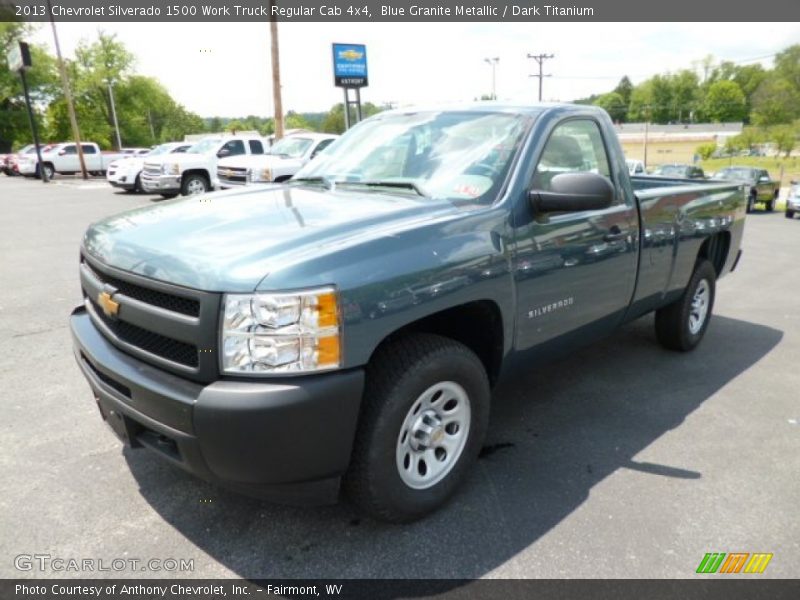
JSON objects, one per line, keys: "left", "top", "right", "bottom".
{"left": 143, "top": 163, "right": 161, "bottom": 176}
{"left": 89, "top": 297, "right": 199, "bottom": 368}
{"left": 80, "top": 253, "right": 221, "bottom": 382}
{"left": 83, "top": 260, "right": 199, "bottom": 317}
{"left": 218, "top": 166, "right": 248, "bottom": 186}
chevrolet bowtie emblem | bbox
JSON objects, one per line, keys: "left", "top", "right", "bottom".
{"left": 98, "top": 291, "right": 120, "bottom": 317}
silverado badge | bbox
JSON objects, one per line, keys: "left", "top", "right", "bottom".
{"left": 97, "top": 291, "right": 120, "bottom": 317}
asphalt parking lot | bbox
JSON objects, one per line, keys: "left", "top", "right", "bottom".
{"left": 1, "top": 174, "right": 798, "bottom": 580}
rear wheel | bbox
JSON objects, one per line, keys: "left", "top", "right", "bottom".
{"left": 765, "top": 199, "right": 774, "bottom": 212}
{"left": 345, "top": 333, "right": 490, "bottom": 522}
{"left": 181, "top": 173, "right": 209, "bottom": 196}
{"left": 746, "top": 192, "right": 756, "bottom": 213}
{"left": 786, "top": 210, "right": 796, "bottom": 219}
{"left": 655, "top": 260, "right": 716, "bottom": 352}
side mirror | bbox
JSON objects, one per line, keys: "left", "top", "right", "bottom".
{"left": 758, "top": 176, "right": 770, "bottom": 183}
{"left": 58, "top": 150, "right": 66, "bottom": 156}
{"left": 217, "top": 149, "right": 230, "bottom": 158}
{"left": 529, "top": 172, "right": 614, "bottom": 213}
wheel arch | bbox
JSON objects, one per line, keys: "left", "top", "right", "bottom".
{"left": 366, "top": 300, "right": 505, "bottom": 386}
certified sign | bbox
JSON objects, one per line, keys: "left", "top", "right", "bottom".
{"left": 332, "top": 43, "right": 368, "bottom": 88}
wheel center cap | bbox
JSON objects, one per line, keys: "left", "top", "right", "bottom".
{"left": 409, "top": 410, "right": 443, "bottom": 451}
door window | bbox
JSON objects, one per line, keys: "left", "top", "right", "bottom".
{"left": 248, "top": 140, "right": 264, "bottom": 155}
{"left": 532, "top": 120, "right": 611, "bottom": 196}
{"left": 220, "top": 140, "right": 245, "bottom": 157}
{"left": 81, "top": 144, "right": 97, "bottom": 154}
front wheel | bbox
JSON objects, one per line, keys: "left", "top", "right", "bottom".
{"left": 181, "top": 173, "right": 209, "bottom": 196}
{"left": 765, "top": 199, "right": 774, "bottom": 212}
{"left": 746, "top": 192, "right": 756, "bottom": 213}
{"left": 345, "top": 333, "right": 490, "bottom": 522}
{"left": 655, "top": 260, "right": 716, "bottom": 352}
{"left": 786, "top": 210, "right": 796, "bottom": 219}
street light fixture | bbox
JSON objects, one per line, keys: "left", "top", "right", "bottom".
{"left": 484, "top": 57, "right": 499, "bottom": 100}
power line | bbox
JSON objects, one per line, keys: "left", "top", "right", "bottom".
{"left": 527, "top": 53, "right": 554, "bottom": 102}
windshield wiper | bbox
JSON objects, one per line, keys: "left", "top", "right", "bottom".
{"left": 288, "top": 176, "right": 333, "bottom": 189}
{"left": 335, "top": 180, "right": 429, "bottom": 198}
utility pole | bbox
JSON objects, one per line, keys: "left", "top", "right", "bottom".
{"left": 108, "top": 82, "right": 122, "bottom": 150}
{"left": 527, "top": 53, "right": 554, "bottom": 101}
{"left": 10, "top": 44, "right": 48, "bottom": 183}
{"left": 47, "top": 0, "right": 88, "bottom": 179}
{"left": 484, "top": 57, "right": 499, "bottom": 100}
{"left": 269, "top": 0, "right": 284, "bottom": 140}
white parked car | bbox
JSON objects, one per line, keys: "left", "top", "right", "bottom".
{"left": 17, "top": 142, "right": 124, "bottom": 179}
{"left": 626, "top": 159, "right": 646, "bottom": 176}
{"left": 140, "top": 135, "right": 267, "bottom": 198}
{"left": 106, "top": 142, "right": 192, "bottom": 193}
{"left": 217, "top": 133, "right": 338, "bottom": 188}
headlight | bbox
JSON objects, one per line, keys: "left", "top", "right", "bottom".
{"left": 161, "top": 163, "right": 180, "bottom": 175}
{"left": 221, "top": 287, "right": 341, "bottom": 374}
{"left": 249, "top": 167, "right": 273, "bottom": 183}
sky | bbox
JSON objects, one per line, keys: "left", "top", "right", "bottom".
{"left": 31, "top": 22, "right": 800, "bottom": 118}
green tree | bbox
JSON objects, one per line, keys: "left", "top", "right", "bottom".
{"left": 703, "top": 80, "right": 747, "bottom": 122}
{"left": 773, "top": 44, "right": 800, "bottom": 90}
{"left": 695, "top": 143, "right": 717, "bottom": 160}
{"left": 285, "top": 111, "right": 311, "bottom": 130}
{"left": 771, "top": 125, "right": 797, "bottom": 157}
{"left": 613, "top": 76, "right": 633, "bottom": 106}
{"left": 751, "top": 77, "right": 800, "bottom": 126}
{"left": 321, "top": 102, "right": 383, "bottom": 134}
{"left": 593, "top": 92, "right": 626, "bottom": 122}
{"left": 1, "top": 23, "right": 59, "bottom": 150}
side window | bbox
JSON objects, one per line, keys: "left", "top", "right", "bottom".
{"left": 81, "top": 144, "right": 97, "bottom": 154}
{"left": 635, "top": 163, "right": 644, "bottom": 174}
{"left": 311, "top": 138, "right": 335, "bottom": 157}
{"left": 62, "top": 145, "right": 77, "bottom": 155}
{"left": 248, "top": 140, "right": 264, "bottom": 155}
{"left": 220, "top": 140, "right": 245, "bottom": 157}
{"left": 532, "top": 119, "right": 611, "bottom": 194}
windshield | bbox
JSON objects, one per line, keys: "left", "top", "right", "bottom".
{"left": 294, "top": 111, "right": 529, "bottom": 204}
{"left": 187, "top": 138, "right": 221, "bottom": 154}
{"left": 654, "top": 165, "right": 688, "bottom": 177}
{"left": 713, "top": 168, "right": 756, "bottom": 181}
{"left": 270, "top": 137, "right": 314, "bottom": 158}
{"left": 147, "top": 144, "right": 177, "bottom": 157}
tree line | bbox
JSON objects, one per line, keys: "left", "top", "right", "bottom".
{"left": 1, "top": 24, "right": 384, "bottom": 152}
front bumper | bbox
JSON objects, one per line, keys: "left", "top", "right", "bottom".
{"left": 141, "top": 173, "right": 181, "bottom": 193}
{"left": 70, "top": 306, "right": 365, "bottom": 505}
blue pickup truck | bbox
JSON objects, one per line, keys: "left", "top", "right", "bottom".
{"left": 71, "top": 104, "right": 745, "bottom": 522}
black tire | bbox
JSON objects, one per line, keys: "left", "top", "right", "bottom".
{"left": 746, "top": 192, "right": 756, "bottom": 213}
{"left": 36, "top": 163, "right": 54, "bottom": 181}
{"left": 655, "top": 260, "right": 716, "bottom": 352}
{"left": 180, "top": 173, "right": 209, "bottom": 196}
{"left": 786, "top": 210, "right": 795, "bottom": 219}
{"left": 765, "top": 199, "right": 774, "bottom": 212}
{"left": 133, "top": 174, "right": 142, "bottom": 193}
{"left": 159, "top": 193, "right": 178, "bottom": 199}
{"left": 345, "top": 333, "right": 490, "bottom": 523}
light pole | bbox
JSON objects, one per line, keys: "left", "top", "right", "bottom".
{"left": 107, "top": 81, "right": 122, "bottom": 150}
{"left": 484, "top": 57, "right": 499, "bottom": 100}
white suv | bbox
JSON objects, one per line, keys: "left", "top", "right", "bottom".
{"left": 141, "top": 135, "right": 267, "bottom": 198}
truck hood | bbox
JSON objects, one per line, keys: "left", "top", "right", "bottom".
{"left": 83, "top": 186, "right": 458, "bottom": 292}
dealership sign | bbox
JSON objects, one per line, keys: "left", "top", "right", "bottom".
{"left": 7, "top": 41, "right": 32, "bottom": 72}
{"left": 332, "top": 43, "right": 368, "bottom": 88}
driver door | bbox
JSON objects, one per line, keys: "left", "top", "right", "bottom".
{"left": 513, "top": 118, "right": 638, "bottom": 351}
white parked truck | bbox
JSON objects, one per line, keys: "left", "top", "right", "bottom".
{"left": 140, "top": 135, "right": 266, "bottom": 198}
{"left": 17, "top": 142, "right": 124, "bottom": 179}
{"left": 217, "top": 133, "right": 338, "bottom": 188}
{"left": 106, "top": 142, "right": 192, "bottom": 193}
